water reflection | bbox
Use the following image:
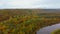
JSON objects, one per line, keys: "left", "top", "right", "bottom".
{"left": 37, "top": 23, "right": 60, "bottom": 34}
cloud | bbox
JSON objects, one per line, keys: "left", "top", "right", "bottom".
{"left": 0, "top": 3, "right": 3, "bottom": 6}
{"left": 0, "top": 0, "right": 44, "bottom": 8}
{"left": 0, "top": 0, "right": 60, "bottom": 9}
{"left": 5, "top": 0, "right": 42, "bottom": 6}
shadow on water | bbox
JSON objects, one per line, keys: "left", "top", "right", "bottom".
{"left": 37, "top": 23, "right": 60, "bottom": 34}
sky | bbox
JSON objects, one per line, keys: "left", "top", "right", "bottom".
{"left": 0, "top": 0, "right": 60, "bottom": 9}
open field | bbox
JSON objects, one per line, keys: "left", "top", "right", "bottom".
{"left": 0, "top": 9, "right": 60, "bottom": 34}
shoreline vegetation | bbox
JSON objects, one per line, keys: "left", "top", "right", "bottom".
{"left": 51, "top": 29, "right": 60, "bottom": 34}
{"left": 0, "top": 9, "right": 60, "bottom": 34}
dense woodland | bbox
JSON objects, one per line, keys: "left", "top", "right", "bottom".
{"left": 0, "top": 9, "right": 60, "bottom": 34}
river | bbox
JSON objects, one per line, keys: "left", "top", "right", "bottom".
{"left": 37, "top": 23, "right": 60, "bottom": 34}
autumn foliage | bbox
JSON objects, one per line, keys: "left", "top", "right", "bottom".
{"left": 0, "top": 9, "right": 60, "bottom": 34}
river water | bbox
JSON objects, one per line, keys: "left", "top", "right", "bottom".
{"left": 37, "top": 23, "right": 60, "bottom": 34}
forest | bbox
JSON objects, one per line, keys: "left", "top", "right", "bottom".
{"left": 0, "top": 9, "right": 60, "bottom": 34}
